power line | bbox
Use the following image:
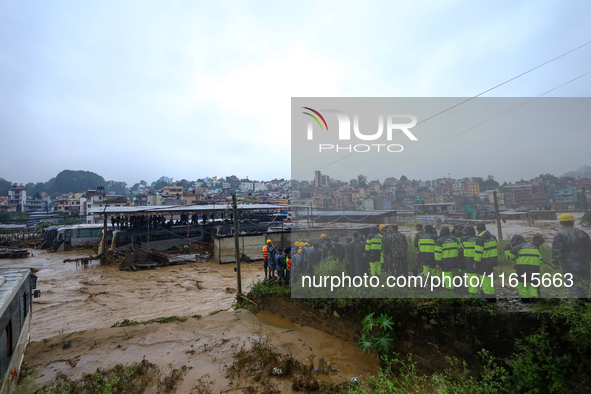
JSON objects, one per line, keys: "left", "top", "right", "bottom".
{"left": 293, "top": 40, "right": 591, "bottom": 181}
{"left": 367, "top": 71, "right": 590, "bottom": 177}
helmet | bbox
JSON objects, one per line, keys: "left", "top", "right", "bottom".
{"left": 559, "top": 213, "right": 575, "bottom": 222}
{"left": 266, "top": 240, "right": 271, "bottom": 244}
{"left": 294, "top": 242, "right": 301, "bottom": 247}
{"left": 320, "top": 234, "right": 326, "bottom": 238}
{"left": 371, "top": 226, "right": 378, "bottom": 233}
{"left": 297, "top": 249, "right": 302, "bottom": 253}
{"left": 379, "top": 224, "right": 386, "bottom": 231}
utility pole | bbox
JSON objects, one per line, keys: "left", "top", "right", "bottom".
{"left": 493, "top": 191, "right": 503, "bottom": 241}
{"left": 232, "top": 194, "right": 242, "bottom": 295}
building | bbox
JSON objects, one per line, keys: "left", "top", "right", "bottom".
{"left": 23, "top": 196, "right": 51, "bottom": 214}
{"left": 465, "top": 182, "right": 480, "bottom": 196}
{"left": 553, "top": 185, "right": 577, "bottom": 203}
{"left": 163, "top": 184, "right": 183, "bottom": 198}
{"left": 314, "top": 171, "right": 330, "bottom": 188}
{"left": 8, "top": 187, "right": 26, "bottom": 213}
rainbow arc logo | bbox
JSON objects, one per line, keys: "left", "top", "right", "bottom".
{"left": 301, "top": 107, "right": 328, "bottom": 131}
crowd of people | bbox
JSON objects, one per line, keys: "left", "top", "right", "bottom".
{"left": 109, "top": 213, "right": 201, "bottom": 230}
{"left": 261, "top": 213, "right": 591, "bottom": 304}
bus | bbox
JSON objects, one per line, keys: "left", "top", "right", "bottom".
{"left": 52, "top": 224, "right": 114, "bottom": 251}
{"left": 0, "top": 269, "right": 39, "bottom": 393}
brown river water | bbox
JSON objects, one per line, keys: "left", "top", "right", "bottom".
{"left": 4, "top": 249, "right": 380, "bottom": 392}
{"left": 0, "top": 249, "right": 264, "bottom": 341}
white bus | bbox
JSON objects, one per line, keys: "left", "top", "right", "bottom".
{"left": 52, "top": 224, "right": 114, "bottom": 251}
{"left": 0, "top": 269, "right": 39, "bottom": 393}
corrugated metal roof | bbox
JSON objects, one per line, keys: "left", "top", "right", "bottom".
{"left": 310, "top": 210, "right": 395, "bottom": 216}
{"left": 88, "top": 203, "right": 286, "bottom": 215}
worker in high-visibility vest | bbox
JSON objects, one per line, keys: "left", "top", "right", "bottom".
{"left": 505, "top": 234, "right": 541, "bottom": 303}
{"left": 419, "top": 225, "right": 439, "bottom": 277}
{"left": 435, "top": 226, "right": 459, "bottom": 290}
{"left": 262, "top": 239, "right": 273, "bottom": 279}
{"left": 363, "top": 225, "right": 385, "bottom": 276}
{"left": 460, "top": 226, "right": 480, "bottom": 295}
{"left": 475, "top": 223, "right": 498, "bottom": 302}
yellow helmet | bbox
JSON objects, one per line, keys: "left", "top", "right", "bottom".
{"left": 295, "top": 242, "right": 301, "bottom": 247}
{"left": 266, "top": 239, "right": 272, "bottom": 244}
{"left": 320, "top": 234, "right": 326, "bottom": 238}
{"left": 297, "top": 249, "right": 302, "bottom": 253}
{"left": 559, "top": 213, "right": 575, "bottom": 222}
{"left": 379, "top": 224, "right": 386, "bottom": 231}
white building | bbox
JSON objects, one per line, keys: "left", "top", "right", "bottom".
{"left": 8, "top": 187, "right": 26, "bottom": 213}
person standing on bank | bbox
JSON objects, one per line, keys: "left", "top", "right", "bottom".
{"left": 552, "top": 214, "right": 591, "bottom": 301}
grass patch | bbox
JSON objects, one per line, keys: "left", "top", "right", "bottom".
{"left": 249, "top": 280, "right": 291, "bottom": 298}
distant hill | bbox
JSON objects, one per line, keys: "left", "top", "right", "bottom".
{"left": 563, "top": 165, "right": 591, "bottom": 179}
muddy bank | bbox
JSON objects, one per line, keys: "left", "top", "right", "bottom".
{"left": 0, "top": 249, "right": 264, "bottom": 340}
{"left": 250, "top": 294, "right": 570, "bottom": 373}
{"left": 21, "top": 308, "right": 379, "bottom": 393}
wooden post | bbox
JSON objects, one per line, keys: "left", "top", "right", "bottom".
{"left": 232, "top": 194, "right": 242, "bottom": 295}
{"left": 493, "top": 191, "right": 503, "bottom": 241}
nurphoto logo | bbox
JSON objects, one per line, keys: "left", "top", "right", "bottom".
{"left": 302, "top": 107, "right": 418, "bottom": 153}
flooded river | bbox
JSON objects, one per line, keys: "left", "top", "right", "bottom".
{"left": 0, "top": 249, "right": 264, "bottom": 340}
{"left": 11, "top": 249, "right": 380, "bottom": 392}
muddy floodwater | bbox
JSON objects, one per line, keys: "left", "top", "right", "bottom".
{"left": 0, "top": 249, "right": 264, "bottom": 340}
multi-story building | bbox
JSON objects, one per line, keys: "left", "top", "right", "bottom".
{"left": 23, "top": 196, "right": 51, "bottom": 214}
{"left": 8, "top": 187, "right": 26, "bottom": 213}
{"left": 465, "top": 182, "right": 480, "bottom": 196}
{"left": 162, "top": 184, "right": 183, "bottom": 198}
{"left": 553, "top": 185, "right": 577, "bottom": 203}
{"left": 513, "top": 181, "right": 532, "bottom": 206}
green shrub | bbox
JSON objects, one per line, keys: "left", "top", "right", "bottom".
{"left": 508, "top": 328, "right": 572, "bottom": 393}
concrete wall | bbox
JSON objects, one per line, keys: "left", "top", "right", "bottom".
{"left": 214, "top": 232, "right": 292, "bottom": 264}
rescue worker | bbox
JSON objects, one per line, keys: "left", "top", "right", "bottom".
{"left": 552, "top": 213, "right": 591, "bottom": 301}
{"left": 350, "top": 231, "right": 366, "bottom": 277}
{"left": 387, "top": 225, "right": 408, "bottom": 277}
{"left": 435, "top": 226, "right": 459, "bottom": 290}
{"left": 290, "top": 248, "right": 302, "bottom": 286}
{"left": 460, "top": 225, "right": 480, "bottom": 296}
{"left": 276, "top": 249, "right": 287, "bottom": 284}
{"left": 531, "top": 235, "right": 558, "bottom": 270}
{"left": 301, "top": 242, "right": 312, "bottom": 274}
{"left": 413, "top": 224, "right": 425, "bottom": 275}
{"left": 262, "top": 239, "right": 272, "bottom": 279}
{"left": 332, "top": 235, "right": 345, "bottom": 262}
{"left": 364, "top": 225, "right": 384, "bottom": 276}
{"left": 285, "top": 249, "right": 291, "bottom": 285}
{"left": 475, "top": 223, "right": 498, "bottom": 302}
{"left": 452, "top": 224, "right": 465, "bottom": 277}
{"left": 505, "top": 234, "right": 541, "bottom": 303}
{"left": 531, "top": 235, "right": 558, "bottom": 299}
{"left": 418, "top": 225, "right": 439, "bottom": 278}
{"left": 309, "top": 243, "right": 323, "bottom": 274}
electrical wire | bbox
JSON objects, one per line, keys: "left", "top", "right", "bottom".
{"left": 293, "top": 40, "right": 591, "bottom": 180}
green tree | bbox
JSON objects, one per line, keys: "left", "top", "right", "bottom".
{"left": 0, "top": 178, "right": 12, "bottom": 195}
{"left": 0, "top": 212, "right": 12, "bottom": 223}
{"left": 54, "top": 170, "right": 106, "bottom": 194}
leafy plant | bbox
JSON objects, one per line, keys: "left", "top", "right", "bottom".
{"left": 358, "top": 313, "right": 397, "bottom": 354}
{"left": 508, "top": 327, "right": 572, "bottom": 393}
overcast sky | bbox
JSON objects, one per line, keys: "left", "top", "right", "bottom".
{"left": 1, "top": 1, "right": 590, "bottom": 186}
